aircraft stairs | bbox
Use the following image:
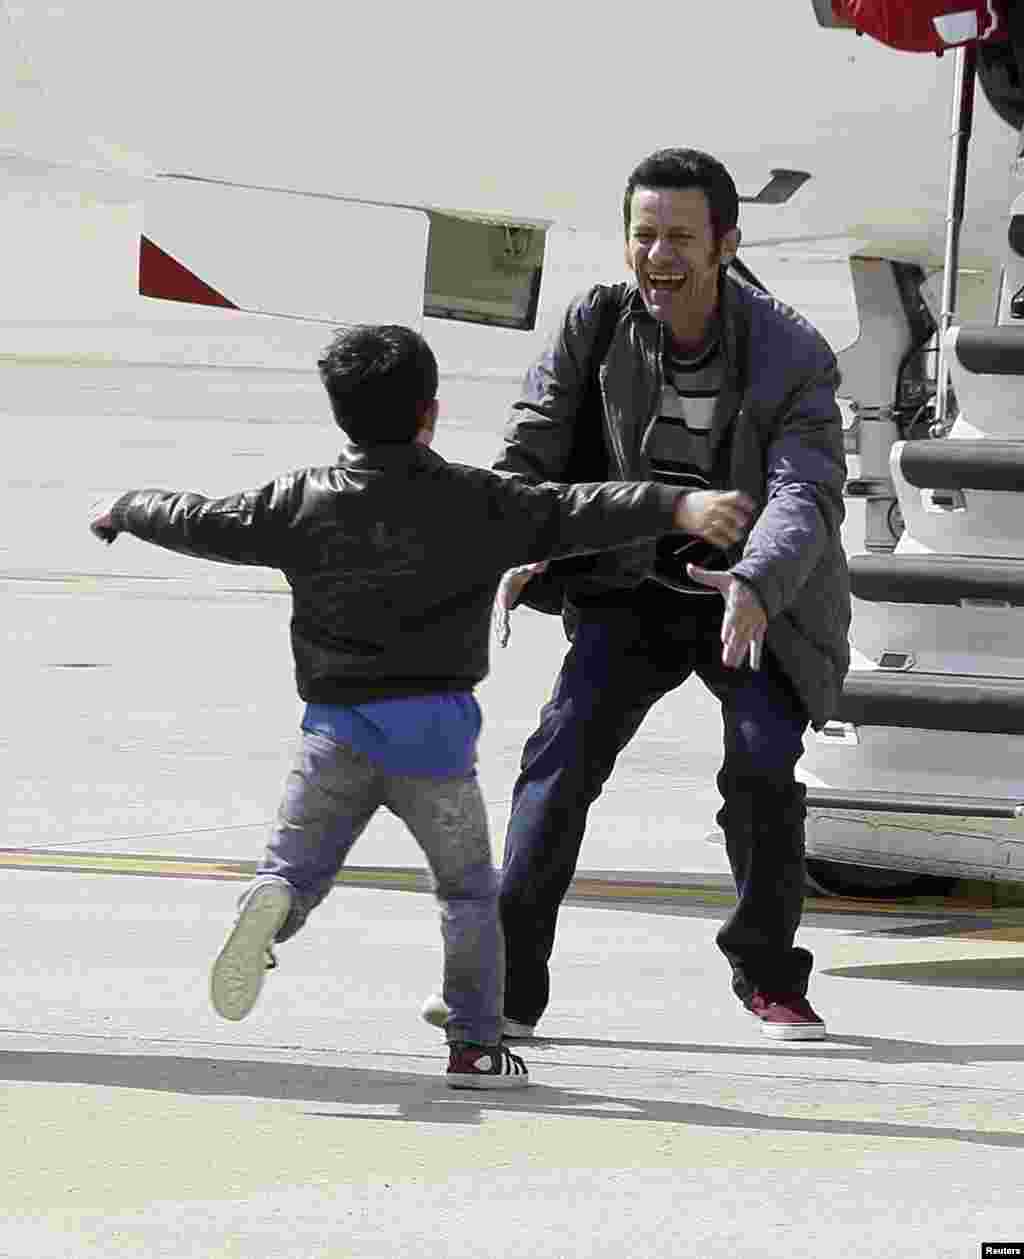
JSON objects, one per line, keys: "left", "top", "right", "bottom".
{"left": 801, "top": 321, "right": 1024, "bottom": 888}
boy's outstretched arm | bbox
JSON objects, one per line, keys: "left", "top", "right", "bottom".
{"left": 486, "top": 473, "right": 755, "bottom": 578}
{"left": 88, "top": 478, "right": 300, "bottom": 568}
{"left": 488, "top": 476, "right": 755, "bottom": 645}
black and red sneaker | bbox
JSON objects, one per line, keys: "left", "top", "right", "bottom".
{"left": 745, "top": 991, "right": 827, "bottom": 1040}
{"left": 446, "top": 1043, "right": 531, "bottom": 1089}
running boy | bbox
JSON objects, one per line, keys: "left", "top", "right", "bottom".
{"left": 89, "top": 324, "right": 753, "bottom": 1089}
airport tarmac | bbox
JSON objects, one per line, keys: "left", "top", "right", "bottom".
{"left": 4, "top": 394, "right": 1024, "bottom": 1257}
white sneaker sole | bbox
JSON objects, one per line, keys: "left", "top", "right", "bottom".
{"left": 420, "top": 995, "right": 536, "bottom": 1040}
{"left": 502, "top": 1019, "right": 536, "bottom": 1039}
{"left": 446, "top": 1071, "right": 531, "bottom": 1090}
{"left": 210, "top": 883, "right": 292, "bottom": 1021}
{"left": 750, "top": 1011, "right": 827, "bottom": 1040}
{"left": 420, "top": 994, "right": 449, "bottom": 1028}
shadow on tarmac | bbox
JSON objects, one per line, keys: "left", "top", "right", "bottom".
{"left": 3, "top": 1048, "right": 1024, "bottom": 1148}
{"left": 823, "top": 956, "right": 1024, "bottom": 987}
{"left": 517, "top": 1033, "right": 1024, "bottom": 1066}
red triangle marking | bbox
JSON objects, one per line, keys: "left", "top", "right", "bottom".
{"left": 138, "top": 235, "right": 238, "bottom": 309}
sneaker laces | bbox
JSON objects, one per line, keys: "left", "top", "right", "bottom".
{"left": 761, "top": 992, "right": 817, "bottom": 1016}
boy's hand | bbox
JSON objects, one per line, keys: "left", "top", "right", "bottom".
{"left": 494, "top": 561, "right": 548, "bottom": 647}
{"left": 89, "top": 498, "right": 121, "bottom": 544}
{"left": 674, "top": 490, "right": 755, "bottom": 550}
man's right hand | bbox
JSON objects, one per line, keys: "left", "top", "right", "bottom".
{"left": 674, "top": 490, "right": 755, "bottom": 550}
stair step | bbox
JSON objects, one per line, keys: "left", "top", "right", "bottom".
{"left": 897, "top": 439, "right": 1024, "bottom": 493}
{"left": 956, "top": 325, "right": 1024, "bottom": 376}
{"left": 849, "top": 554, "right": 1024, "bottom": 606}
{"left": 804, "top": 786, "right": 1024, "bottom": 820}
{"left": 836, "top": 670, "right": 1024, "bottom": 735}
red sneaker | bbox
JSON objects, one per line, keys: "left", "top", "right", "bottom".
{"left": 446, "top": 1043, "right": 530, "bottom": 1089}
{"left": 745, "top": 991, "right": 827, "bottom": 1040}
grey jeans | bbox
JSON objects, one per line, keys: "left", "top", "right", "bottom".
{"left": 253, "top": 730, "right": 503, "bottom": 1046}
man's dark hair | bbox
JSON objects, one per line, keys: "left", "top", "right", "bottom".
{"left": 623, "top": 148, "right": 739, "bottom": 245}
{"left": 318, "top": 324, "right": 438, "bottom": 443}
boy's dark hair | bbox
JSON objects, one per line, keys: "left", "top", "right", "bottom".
{"left": 318, "top": 324, "right": 438, "bottom": 443}
{"left": 623, "top": 148, "right": 739, "bottom": 245}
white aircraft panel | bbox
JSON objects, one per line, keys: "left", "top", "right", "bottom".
{"left": 142, "top": 178, "right": 428, "bottom": 328}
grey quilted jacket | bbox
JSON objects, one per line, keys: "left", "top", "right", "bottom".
{"left": 494, "top": 275, "right": 852, "bottom": 728}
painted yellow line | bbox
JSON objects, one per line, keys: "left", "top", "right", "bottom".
{"left": 0, "top": 851, "right": 732, "bottom": 903}
{"left": 569, "top": 878, "right": 734, "bottom": 906}
{"left": 0, "top": 849, "right": 425, "bottom": 891}
{"left": 1, "top": 848, "right": 1020, "bottom": 922}
{"left": 7, "top": 851, "right": 1022, "bottom": 931}
{"left": 0, "top": 850, "right": 253, "bottom": 881}
{"left": 952, "top": 926, "right": 1024, "bottom": 943}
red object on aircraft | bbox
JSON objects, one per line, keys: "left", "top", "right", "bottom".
{"left": 833, "top": 0, "right": 1009, "bottom": 52}
{"left": 138, "top": 235, "right": 238, "bottom": 309}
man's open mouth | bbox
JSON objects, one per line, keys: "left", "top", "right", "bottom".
{"left": 647, "top": 273, "right": 686, "bottom": 292}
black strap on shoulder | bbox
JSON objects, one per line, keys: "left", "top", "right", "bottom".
{"left": 561, "top": 287, "right": 622, "bottom": 484}
{"left": 514, "top": 288, "right": 624, "bottom": 616}
{"left": 591, "top": 285, "right": 621, "bottom": 371}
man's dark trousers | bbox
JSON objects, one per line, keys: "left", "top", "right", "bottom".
{"left": 499, "top": 588, "right": 813, "bottom": 1026}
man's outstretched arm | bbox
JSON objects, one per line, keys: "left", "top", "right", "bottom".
{"left": 693, "top": 347, "right": 845, "bottom": 670}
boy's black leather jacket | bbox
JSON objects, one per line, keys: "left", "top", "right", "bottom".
{"left": 109, "top": 441, "right": 681, "bottom": 704}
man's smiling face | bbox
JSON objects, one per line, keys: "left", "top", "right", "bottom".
{"left": 625, "top": 186, "right": 738, "bottom": 347}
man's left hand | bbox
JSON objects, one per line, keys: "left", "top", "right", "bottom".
{"left": 89, "top": 498, "right": 121, "bottom": 544}
{"left": 686, "top": 564, "right": 767, "bottom": 670}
